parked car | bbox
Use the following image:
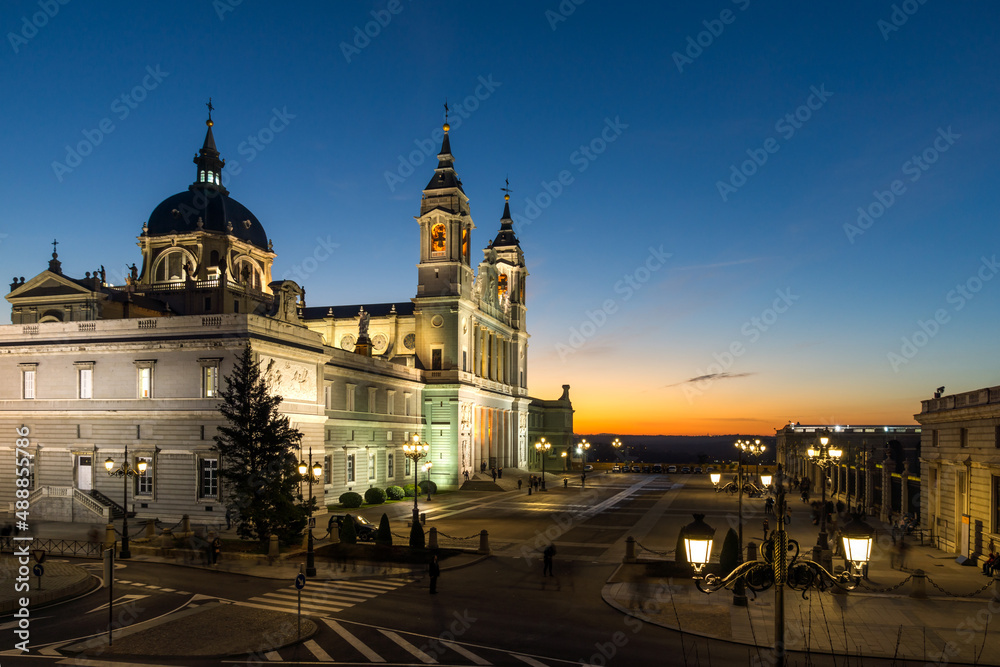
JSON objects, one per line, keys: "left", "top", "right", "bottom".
{"left": 667, "top": 465, "right": 677, "bottom": 473}
{"left": 328, "top": 513, "right": 378, "bottom": 541}
{"left": 652, "top": 464, "right": 663, "bottom": 473}
{"left": 583, "top": 464, "right": 594, "bottom": 472}
{"left": 681, "top": 466, "right": 691, "bottom": 473}
{"left": 642, "top": 465, "right": 652, "bottom": 473}
{"left": 631, "top": 465, "right": 642, "bottom": 472}
{"left": 612, "top": 464, "right": 621, "bottom": 473}
{"left": 694, "top": 466, "right": 703, "bottom": 474}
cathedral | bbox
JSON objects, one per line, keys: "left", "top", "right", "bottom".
{"left": 0, "top": 109, "right": 573, "bottom": 523}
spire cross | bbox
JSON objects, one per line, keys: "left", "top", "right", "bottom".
{"left": 443, "top": 99, "right": 449, "bottom": 124}
{"left": 501, "top": 177, "right": 512, "bottom": 199}
{"left": 206, "top": 97, "right": 214, "bottom": 121}
{"left": 51, "top": 238, "right": 59, "bottom": 255}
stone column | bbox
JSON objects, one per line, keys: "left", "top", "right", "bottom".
{"left": 880, "top": 454, "right": 893, "bottom": 523}
{"left": 865, "top": 449, "right": 875, "bottom": 516}
{"left": 901, "top": 459, "right": 910, "bottom": 518}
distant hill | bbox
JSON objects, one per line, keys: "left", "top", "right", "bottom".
{"left": 577, "top": 434, "right": 776, "bottom": 464}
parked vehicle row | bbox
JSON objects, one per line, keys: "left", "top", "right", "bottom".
{"left": 610, "top": 464, "right": 716, "bottom": 474}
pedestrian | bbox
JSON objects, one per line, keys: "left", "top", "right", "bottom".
{"left": 765, "top": 497, "right": 775, "bottom": 516}
{"left": 481, "top": 461, "right": 487, "bottom": 473}
{"left": 897, "top": 536, "right": 910, "bottom": 571}
{"left": 429, "top": 554, "right": 440, "bottom": 594}
{"left": 492, "top": 468, "right": 497, "bottom": 482}
{"left": 463, "top": 469, "right": 470, "bottom": 481}
{"left": 225, "top": 508, "right": 233, "bottom": 530}
{"left": 211, "top": 535, "right": 222, "bottom": 565}
{"left": 563, "top": 477, "right": 568, "bottom": 488}
{"left": 498, "top": 468, "right": 503, "bottom": 479}
{"left": 518, "top": 479, "right": 523, "bottom": 491}
{"left": 762, "top": 518, "right": 769, "bottom": 540}
{"left": 543, "top": 544, "right": 555, "bottom": 576}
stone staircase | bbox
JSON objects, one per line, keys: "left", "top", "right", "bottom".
{"left": 460, "top": 467, "right": 562, "bottom": 492}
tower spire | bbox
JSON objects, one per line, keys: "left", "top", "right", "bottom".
{"left": 491, "top": 178, "right": 520, "bottom": 248}
{"left": 192, "top": 99, "right": 228, "bottom": 194}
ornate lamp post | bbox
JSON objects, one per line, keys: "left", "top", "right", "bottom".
{"left": 761, "top": 473, "right": 773, "bottom": 493}
{"left": 746, "top": 439, "right": 766, "bottom": 486}
{"left": 710, "top": 472, "right": 722, "bottom": 490}
{"left": 577, "top": 439, "right": 590, "bottom": 471}
{"left": 535, "top": 438, "right": 551, "bottom": 491}
{"left": 297, "top": 449, "right": 323, "bottom": 577}
{"left": 682, "top": 466, "right": 873, "bottom": 667}
{"left": 402, "top": 434, "right": 429, "bottom": 525}
{"left": 807, "top": 432, "right": 843, "bottom": 561}
{"left": 104, "top": 444, "right": 147, "bottom": 559}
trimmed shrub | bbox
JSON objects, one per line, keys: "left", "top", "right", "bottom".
{"left": 417, "top": 480, "right": 437, "bottom": 494}
{"left": 386, "top": 485, "right": 405, "bottom": 500}
{"left": 409, "top": 520, "right": 425, "bottom": 549}
{"left": 364, "top": 487, "right": 387, "bottom": 505}
{"left": 376, "top": 513, "right": 392, "bottom": 546}
{"left": 339, "top": 491, "right": 363, "bottom": 508}
{"left": 340, "top": 513, "right": 357, "bottom": 544}
{"left": 675, "top": 529, "right": 688, "bottom": 566}
{"left": 403, "top": 484, "right": 416, "bottom": 497}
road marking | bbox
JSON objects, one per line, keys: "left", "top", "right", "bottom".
{"left": 304, "top": 639, "right": 333, "bottom": 661}
{"left": 39, "top": 641, "right": 69, "bottom": 656}
{"left": 322, "top": 618, "right": 385, "bottom": 662}
{"left": 264, "top": 650, "right": 282, "bottom": 661}
{"left": 86, "top": 594, "right": 148, "bottom": 614}
{"left": 440, "top": 640, "right": 491, "bottom": 664}
{"left": 511, "top": 654, "right": 549, "bottom": 666}
{"left": 246, "top": 597, "right": 344, "bottom": 614}
{"left": 0, "top": 616, "right": 50, "bottom": 630}
{"left": 267, "top": 589, "right": 368, "bottom": 604}
{"left": 380, "top": 630, "right": 437, "bottom": 663}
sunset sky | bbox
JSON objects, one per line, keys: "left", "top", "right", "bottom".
{"left": 2, "top": 1, "right": 998, "bottom": 435}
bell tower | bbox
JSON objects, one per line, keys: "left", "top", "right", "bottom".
{"left": 416, "top": 107, "right": 475, "bottom": 299}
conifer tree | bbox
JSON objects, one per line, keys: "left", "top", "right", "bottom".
{"left": 214, "top": 343, "right": 311, "bottom": 545}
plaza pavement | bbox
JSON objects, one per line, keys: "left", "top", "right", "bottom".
{"left": 5, "top": 476, "right": 1000, "bottom": 663}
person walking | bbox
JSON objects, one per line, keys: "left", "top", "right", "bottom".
{"left": 429, "top": 554, "right": 440, "bottom": 594}
{"left": 491, "top": 468, "right": 498, "bottom": 482}
{"left": 543, "top": 544, "right": 556, "bottom": 577}
{"left": 498, "top": 468, "right": 503, "bottom": 479}
{"left": 518, "top": 479, "right": 523, "bottom": 491}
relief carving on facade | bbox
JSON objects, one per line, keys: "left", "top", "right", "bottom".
{"left": 262, "top": 356, "right": 316, "bottom": 401}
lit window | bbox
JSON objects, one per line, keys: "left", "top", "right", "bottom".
{"left": 200, "top": 171, "right": 206, "bottom": 182}
{"left": 135, "top": 360, "right": 155, "bottom": 399}
{"left": 347, "top": 454, "right": 355, "bottom": 483}
{"left": 431, "top": 223, "right": 446, "bottom": 254}
{"left": 405, "top": 456, "right": 411, "bottom": 476}
{"left": 387, "top": 453, "right": 394, "bottom": 479}
{"left": 154, "top": 251, "right": 191, "bottom": 283}
{"left": 79, "top": 368, "right": 93, "bottom": 399}
{"left": 369, "top": 452, "right": 376, "bottom": 480}
{"left": 324, "top": 455, "right": 331, "bottom": 484}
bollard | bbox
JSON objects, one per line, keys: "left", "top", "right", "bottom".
{"left": 145, "top": 519, "right": 156, "bottom": 539}
{"left": 268, "top": 534, "right": 279, "bottom": 563}
{"left": 104, "top": 523, "right": 116, "bottom": 552}
{"left": 159, "top": 528, "right": 173, "bottom": 557}
{"left": 910, "top": 568, "right": 927, "bottom": 599}
{"left": 420, "top": 512, "right": 426, "bottom": 525}
{"left": 181, "top": 514, "right": 191, "bottom": 534}
{"left": 624, "top": 536, "right": 636, "bottom": 563}
{"left": 528, "top": 486, "right": 532, "bottom": 496}
{"left": 478, "top": 529, "right": 490, "bottom": 555}
{"left": 428, "top": 527, "right": 438, "bottom": 550}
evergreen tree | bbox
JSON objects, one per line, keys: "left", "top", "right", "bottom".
{"left": 719, "top": 528, "right": 740, "bottom": 575}
{"left": 213, "top": 343, "right": 311, "bottom": 546}
{"left": 341, "top": 513, "right": 358, "bottom": 544}
{"left": 376, "top": 513, "right": 392, "bottom": 546}
{"left": 409, "top": 520, "right": 425, "bottom": 549}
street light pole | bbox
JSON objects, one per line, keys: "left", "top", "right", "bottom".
{"left": 535, "top": 438, "right": 550, "bottom": 491}
{"left": 807, "top": 431, "right": 843, "bottom": 566}
{"left": 403, "top": 434, "right": 429, "bottom": 526}
{"left": 104, "top": 443, "right": 147, "bottom": 560}
{"left": 298, "top": 448, "right": 323, "bottom": 577}
{"left": 733, "top": 439, "right": 747, "bottom": 606}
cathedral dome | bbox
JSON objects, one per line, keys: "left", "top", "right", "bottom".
{"left": 146, "top": 186, "right": 269, "bottom": 251}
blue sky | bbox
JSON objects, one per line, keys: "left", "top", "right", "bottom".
{"left": 2, "top": 1, "right": 997, "bottom": 434}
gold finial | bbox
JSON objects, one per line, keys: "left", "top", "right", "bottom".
{"left": 501, "top": 177, "right": 512, "bottom": 201}
{"left": 443, "top": 99, "right": 450, "bottom": 132}
{"left": 206, "top": 97, "right": 214, "bottom": 127}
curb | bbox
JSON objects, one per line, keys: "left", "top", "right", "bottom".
{"left": 0, "top": 573, "right": 98, "bottom": 616}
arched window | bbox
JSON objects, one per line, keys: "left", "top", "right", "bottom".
{"left": 153, "top": 250, "right": 193, "bottom": 283}
{"left": 233, "top": 256, "right": 262, "bottom": 290}
{"left": 431, "top": 223, "right": 446, "bottom": 255}
{"left": 498, "top": 274, "right": 508, "bottom": 297}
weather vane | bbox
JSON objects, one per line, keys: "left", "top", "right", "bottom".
{"left": 443, "top": 99, "right": 449, "bottom": 125}
{"left": 206, "top": 97, "right": 214, "bottom": 121}
{"left": 501, "top": 177, "right": 512, "bottom": 200}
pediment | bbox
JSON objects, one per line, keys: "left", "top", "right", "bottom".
{"left": 7, "top": 271, "right": 97, "bottom": 301}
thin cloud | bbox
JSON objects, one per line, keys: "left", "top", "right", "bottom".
{"left": 665, "top": 372, "right": 755, "bottom": 387}
{"left": 672, "top": 257, "right": 769, "bottom": 271}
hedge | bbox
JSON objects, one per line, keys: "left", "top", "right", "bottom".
{"left": 339, "top": 491, "right": 363, "bottom": 508}
{"left": 418, "top": 479, "right": 437, "bottom": 494}
{"left": 364, "top": 487, "right": 387, "bottom": 505}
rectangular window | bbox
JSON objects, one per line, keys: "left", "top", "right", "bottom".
{"left": 347, "top": 454, "right": 355, "bottom": 483}
{"left": 136, "top": 456, "right": 153, "bottom": 495}
{"left": 387, "top": 453, "right": 394, "bottom": 478}
{"left": 368, "top": 387, "right": 377, "bottom": 413}
{"left": 961, "top": 428, "right": 969, "bottom": 448}
{"left": 405, "top": 456, "right": 411, "bottom": 476}
{"left": 203, "top": 366, "right": 219, "bottom": 398}
{"left": 135, "top": 360, "right": 156, "bottom": 399}
{"left": 324, "top": 384, "right": 333, "bottom": 409}
{"left": 22, "top": 369, "right": 36, "bottom": 399}
{"left": 324, "top": 455, "right": 332, "bottom": 484}
{"left": 996, "top": 426, "right": 1000, "bottom": 449}
{"left": 199, "top": 458, "right": 218, "bottom": 499}
{"left": 431, "top": 348, "right": 442, "bottom": 371}
{"left": 75, "top": 362, "right": 95, "bottom": 399}
{"left": 932, "top": 429, "right": 939, "bottom": 447}
{"left": 387, "top": 390, "right": 396, "bottom": 416}
{"left": 369, "top": 452, "right": 376, "bottom": 479}
{"left": 463, "top": 349, "right": 467, "bottom": 371}
{"left": 346, "top": 384, "right": 356, "bottom": 412}
{"left": 404, "top": 392, "right": 412, "bottom": 417}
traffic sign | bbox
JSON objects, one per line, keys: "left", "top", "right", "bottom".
{"left": 32, "top": 549, "right": 45, "bottom": 564}
{"left": 32, "top": 564, "right": 43, "bottom": 577}
{"left": 294, "top": 573, "right": 306, "bottom": 590}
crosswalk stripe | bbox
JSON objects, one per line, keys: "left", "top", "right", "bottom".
{"left": 264, "top": 650, "right": 282, "bottom": 661}
{"left": 38, "top": 642, "right": 69, "bottom": 656}
{"left": 439, "top": 640, "right": 491, "bottom": 665}
{"left": 316, "top": 580, "right": 401, "bottom": 593}
{"left": 304, "top": 639, "right": 333, "bottom": 662}
{"left": 511, "top": 655, "right": 549, "bottom": 667}
{"left": 322, "top": 619, "right": 385, "bottom": 662}
{"left": 380, "top": 630, "right": 437, "bottom": 664}
{"left": 247, "top": 597, "right": 344, "bottom": 613}
{"left": 268, "top": 590, "right": 369, "bottom": 604}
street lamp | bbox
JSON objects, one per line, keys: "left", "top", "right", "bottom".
{"left": 761, "top": 473, "right": 773, "bottom": 490}
{"left": 807, "top": 432, "right": 843, "bottom": 562}
{"left": 745, "top": 439, "right": 766, "bottom": 486}
{"left": 104, "top": 443, "right": 147, "bottom": 559}
{"left": 577, "top": 439, "right": 590, "bottom": 471}
{"left": 402, "top": 434, "right": 429, "bottom": 525}
{"left": 680, "top": 514, "right": 715, "bottom": 574}
{"left": 535, "top": 438, "right": 551, "bottom": 491}
{"left": 684, "top": 466, "right": 872, "bottom": 667}
{"left": 710, "top": 472, "right": 722, "bottom": 489}
{"left": 297, "top": 449, "right": 323, "bottom": 577}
